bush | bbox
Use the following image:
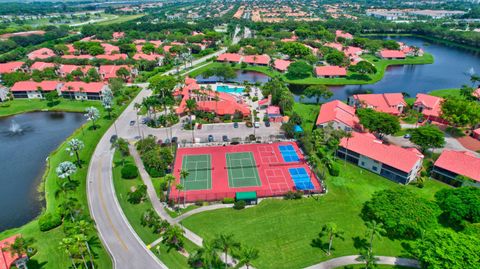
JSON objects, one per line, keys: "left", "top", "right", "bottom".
{"left": 328, "top": 163, "right": 340, "bottom": 176}
{"left": 121, "top": 164, "right": 139, "bottom": 179}
{"left": 222, "top": 197, "right": 235, "bottom": 204}
{"left": 194, "top": 200, "right": 204, "bottom": 206}
{"left": 127, "top": 184, "right": 147, "bottom": 204}
{"left": 233, "top": 200, "right": 246, "bottom": 210}
{"left": 38, "top": 212, "right": 62, "bottom": 231}
{"left": 284, "top": 190, "right": 303, "bottom": 200}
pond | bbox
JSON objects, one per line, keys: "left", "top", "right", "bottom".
{"left": 0, "top": 112, "right": 86, "bottom": 231}
{"left": 195, "top": 70, "right": 270, "bottom": 84}
{"left": 293, "top": 36, "right": 480, "bottom": 102}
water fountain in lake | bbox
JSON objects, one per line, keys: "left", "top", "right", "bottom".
{"left": 3, "top": 120, "right": 30, "bottom": 136}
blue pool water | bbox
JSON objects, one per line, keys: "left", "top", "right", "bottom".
{"left": 216, "top": 85, "right": 245, "bottom": 94}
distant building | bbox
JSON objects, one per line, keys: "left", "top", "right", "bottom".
{"left": 96, "top": 54, "right": 128, "bottom": 61}
{"left": 216, "top": 53, "right": 242, "bottom": 63}
{"left": 315, "top": 66, "right": 347, "bottom": 78}
{"left": 337, "top": 132, "right": 424, "bottom": 184}
{"left": 0, "top": 62, "right": 24, "bottom": 74}
{"left": 58, "top": 65, "right": 94, "bottom": 77}
{"left": 348, "top": 93, "right": 406, "bottom": 115}
{"left": 10, "top": 81, "right": 62, "bottom": 99}
{"left": 316, "top": 100, "right": 360, "bottom": 131}
{"left": 432, "top": 150, "right": 480, "bottom": 186}
{"left": 61, "top": 82, "right": 109, "bottom": 100}
{"left": 273, "top": 59, "right": 291, "bottom": 72}
{"left": 99, "top": 65, "right": 131, "bottom": 81}
{"left": 29, "top": 62, "right": 55, "bottom": 72}
{"left": 243, "top": 54, "right": 270, "bottom": 66}
{"left": 132, "top": 53, "right": 164, "bottom": 65}
{"left": 412, "top": 94, "right": 446, "bottom": 123}
{"left": 266, "top": 105, "right": 282, "bottom": 122}
{"left": 27, "top": 48, "right": 56, "bottom": 60}
{"left": 335, "top": 30, "right": 353, "bottom": 40}
{"left": 379, "top": 49, "right": 406, "bottom": 59}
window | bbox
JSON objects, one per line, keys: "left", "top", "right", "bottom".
{"left": 372, "top": 166, "right": 378, "bottom": 171}
{"left": 361, "top": 161, "right": 365, "bottom": 166}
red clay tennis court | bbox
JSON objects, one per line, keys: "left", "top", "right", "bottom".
{"left": 170, "top": 142, "right": 323, "bottom": 202}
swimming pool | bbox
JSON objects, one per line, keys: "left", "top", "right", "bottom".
{"left": 216, "top": 85, "right": 245, "bottom": 94}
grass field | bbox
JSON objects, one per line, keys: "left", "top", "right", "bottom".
{"left": 112, "top": 150, "right": 197, "bottom": 268}
{"left": 0, "top": 99, "right": 101, "bottom": 117}
{"left": 292, "top": 102, "right": 320, "bottom": 132}
{"left": 181, "top": 161, "right": 450, "bottom": 269}
{"left": 336, "top": 265, "right": 413, "bottom": 269}
{"left": 428, "top": 88, "right": 461, "bottom": 98}
{"left": 96, "top": 14, "right": 144, "bottom": 26}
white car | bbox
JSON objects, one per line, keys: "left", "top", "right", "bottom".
{"left": 254, "top": 122, "right": 260, "bottom": 128}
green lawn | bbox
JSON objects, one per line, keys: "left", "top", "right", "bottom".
{"left": 112, "top": 151, "right": 197, "bottom": 268}
{"left": 181, "top": 162, "right": 449, "bottom": 269}
{"left": 292, "top": 102, "right": 320, "bottom": 132}
{"left": 0, "top": 99, "right": 101, "bottom": 117}
{"left": 96, "top": 14, "right": 145, "bottom": 26}
{"left": 190, "top": 53, "right": 433, "bottom": 86}
{"left": 336, "top": 265, "right": 413, "bottom": 269}
{"left": 428, "top": 88, "right": 461, "bottom": 98}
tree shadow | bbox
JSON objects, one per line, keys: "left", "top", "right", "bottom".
{"left": 87, "top": 125, "right": 100, "bottom": 131}
{"left": 47, "top": 101, "right": 60, "bottom": 107}
{"left": 310, "top": 237, "right": 332, "bottom": 255}
{"left": 352, "top": 236, "right": 369, "bottom": 251}
{"left": 26, "top": 259, "right": 48, "bottom": 269}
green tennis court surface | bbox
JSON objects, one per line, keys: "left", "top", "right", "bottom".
{"left": 226, "top": 152, "right": 261, "bottom": 188}
{"left": 181, "top": 154, "right": 212, "bottom": 190}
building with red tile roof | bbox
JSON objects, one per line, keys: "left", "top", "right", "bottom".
{"left": 66, "top": 44, "right": 76, "bottom": 54}
{"left": 266, "top": 105, "right": 282, "bottom": 122}
{"left": 61, "top": 54, "right": 93, "bottom": 60}
{"left": 0, "top": 62, "right": 24, "bottom": 74}
{"left": 96, "top": 54, "right": 127, "bottom": 61}
{"left": 61, "top": 81, "right": 108, "bottom": 100}
{"left": 315, "top": 66, "right": 347, "bottom": 78}
{"left": 337, "top": 132, "right": 424, "bottom": 184}
{"left": 0, "top": 235, "right": 28, "bottom": 269}
{"left": 432, "top": 150, "right": 480, "bottom": 186}
{"left": 316, "top": 100, "right": 360, "bottom": 131}
{"left": 379, "top": 49, "right": 406, "bottom": 59}
{"left": 472, "top": 128, "right": 480, "bottom": 140}
{"left": 58, "top": 65, "right": 94, "bottom": 77}
{"left": 413, "top": 93, "right": 445, "bottom": 123}
{"left": 99, "top": 65, "right": 131, "bottom": 81}
{"left": 273, "top": 59, "right": 291, "bottom": 72}
{"left": 348, "top": 93, "right": 407, "bottom": 115}
{"left": 344, "top": 46, "right": 363, "bottom": 57}
{"left": 27, "top": 48, "right": 56, "bottom": 60}
{"left": 217, "top": 53, "right": 242, "bottom": 63}
{"left": 132, "top": 53, "right": 164, "bottom": 64}
{"left": 243, "top": 54, "right": 270, "bottom": 66}
{"left": 473, "top": 87, "right": 480, "bottom": 99}
{"left": 29, "top": 62, "right": 55, "bottom": 71}
{"left": 335, "top": 30, "right": 353, "bottom": 40}
{"left": 323, "top": 42, "right": 343, "bottom": 51}
{"left": 174, "top": 79, "right": 250, "bottom": 117}
{"left": 101, "top": 43, "right": 120, "bottom": 55}
{"left": 112, "top": 32, "right": 125, "bottom": 40}
{"left": 11, "top": 80, "right": 62, "bottom": 99}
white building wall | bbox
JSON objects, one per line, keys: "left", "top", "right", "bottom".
{"left": 358, "top": 155, "right": 382, "bottom": 174}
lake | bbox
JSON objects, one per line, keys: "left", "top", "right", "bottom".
{"left": 0, "top": 112, "right": 86, "bottom": 231}
{"left": 295, "top": 35, "right": 480, "bottom": 102}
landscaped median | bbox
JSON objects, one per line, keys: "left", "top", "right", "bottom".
{"left": 0, "top": 89, "right": 138, "bottom": 268}
{"left": 188, "top": 53, "right": 434, "bottom": 86}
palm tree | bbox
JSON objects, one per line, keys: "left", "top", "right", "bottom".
{"left": 73, "top": 234, "right": 89, "bottom": 269}
{"left": 470, "top": 74, "right": 480, "bottom": 87}
{"left": 55, "top": 180, "right": 77, "bottom": 199}
{"left": 185, "top": 99, "right": 197, "bottom": 142}
{"left": 179, "top": 170, "right": 189, "bottom": 207}
{"left": 84, "top": 106, "right": 100, "bottom": 130}
{"left": 111, "top": 137, "right": 130, "bottom": 165}
{"left": 175, "top": 183, "right": 184, "bottom": 207}
{"left": 66, "top": 138, "right": 85, "bottom": 168}
{"left": 214, "top": 233, "right": 241, "bottom": 268}
{"left": 188, "top": 240, "right": 221, "bottom": 269}
{"left": 239, "top": 246, "right": 259, "bottom": 269}
{"left": 74, "top": 220, "right": 96, "bottom": 269}
{"left": 343, "top": 131, "right": 353, "bottom": 167}
{"left": 56, "top": 161, "right": 77, "bottom": 182}
{"left": 58, "top": 196, "right": 80, "bottom": 222}
{"left": 162, "top": 225, "right": 185, "bottom": 250}
{"left": 59, "top": 237, "right": 78, "bottom": 269}
{"left": 365, "top": 220, "right": 385, "bottom": 252}
{"left": 319, "top": 222, "right": 344, "bottom": 256}
{"left": 356, "top": 249, "right": 379, "bottom": 269}
{"left": 164, "top": 174, "right": 176, "bottom": 202}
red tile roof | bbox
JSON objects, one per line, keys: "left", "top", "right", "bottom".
{"left": 340, "top": 132, "right": 424, "bottom": 173}
{"left": 243, "top": 54, "right": 270, "bottom": 65}
{"left": 266, "top": 105, "right": 281, "bottom": 115}
{"left": 335, "top": 30, "right": 353, "bottom": 39}
{"left": 61, "top": 82, "right": 106, "bottom": 93}
{"left": 324, "top": 42, "right": 343, "bottom": 51}
{"left": 96, "top": 54, "right": 127, "bottom": 61}
{"left": 0, "top": 62, "right": 24, "bottom": 73}
{"left": 61, "top": 54, "right": 93, "bottom": 60}
{"left": 414, "top": 93, "right": 443, "bottom": 118}
{"left": 434, "top": 150, "right": 480, "bottom": 182}
{"left": 112, "top": 32, "right": 125, "bottom": 39}
{"left": 316, "top": 100, "right": 359, "bottom": 127}
{"left": 132, "top": 53, "right": 163, "bottom": 61}
{"left": 30, "top": 62, "right": 55, "bottom": 71}
{"left": 0, "top": 235, "right": 25, "bottom": 269}
{"left": 344, "top": 46, "right": 363, "bottom": 56}
{"left": 99, "top": 65, "right": 130, "bottom": 80}
{"left": 352, "top": 93, "right": 406, "bottom": 115}
{"left": 217, "top": 53, "right": 242, "bottom": 62}
{"left": 380, "top": 49, "right": 406, "bottom": 59}
{"left": 273, "top": 59, "right": 291, "bottom": 71}
{"left": 11, "top": 80, "right": 61, "bottom": 92}
{"left": 101, "top": 43, "right": 120, "bottom": 55}
{"left": 473, "top": 88, "right": 480, "bottom": 99}
{"left": 315, "top": 66, "right": 347, "bottom": 76}
{"left": 58, "top": 65, "right": 93, "bottom": 76}
{"left": 27, "top": 48, "right": 56, "bottom": 60}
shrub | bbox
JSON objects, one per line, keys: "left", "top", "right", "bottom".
{"left": 284, "top": 190, "right": 303, "bottom": 200}
{"left": 252, "top": 96, "right": 258, "bottom": 102}
{"left": 127, "top": 184, "right": 147, "bottom": 204}
{"left": 121, "top": 164, "right": 139, "bottom": 179}
{"left": 38, "top": 212, "right": 62, "bottom": 231}
{"left": 233, "top": 200, "right": 246, "bottom": 210}
{"left": 328, "top": 163, "right": 340, "bottom": 176}
{"left": 222, "top": 197, "right": 235, "bottom": 204}
{"left": 194, "top": 200, "right": 204, "bottom": 206}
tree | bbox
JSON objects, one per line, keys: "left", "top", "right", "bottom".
{"left": 116, "top": 67, "right": 130, "bottom": 82}
{"left": 186, "top": 99, "right": 197, "bottom": 142}
{"left": 45, "top": 90, "right": 60, "bottom": 106}
{"left": 111, "top": 137, "right": 130, "bottom": 165}
{"left": 460, "top": 85, "right": 475, "bottom": 100}
{"left": 356, "top": 249, "right": 379, "bottom": 269}
{"left": 188, "top": 240, "right": 222, "bottom": 269}
{"left": 318, "top": 222, "right": 344, "bottom": 255}
{"left": 434, "top": 187, "right": 480, "bottom": 225}
{"left": 102, "top": 89, "right": 114, "bottom": 119}
{"left": 357, "top": 109, "right": 400, "bottom": 137}
{"left": 66, "top": 138, "right": 85, "bottom": 168}
{"left": 86, "top": 68, "right": 101, "bottom": 82}
{"left": 365, "top": 220, "right": 386, "bottom": 252}
{"left": 410, "top": 125, "right": 445, "bottom": 153}
{"left": 84, "top": 106, "right": 100, "bottom": 130}
{"left": 142, "top": 42, "right": 156, "bottom": 54}
{"left": 280, "top": 42, "right": 311, "bottom": 58}
{"left": 164, "top": 174, "right": 176, "bottom": 203}
{"left": 304, "top": 85, "right": 333, "bottom": 104}
{"left": 349, "top": 61, "right": 377, "bottom": 74}
{"left": 162, "top": 225, "right": 185, "bottom": 250}
{"left": 59, "top": 237, "right": 79, "bottom": 269}
{"left": 411, "top": 229, "right": 480, "bottom": 269}
{"left": 56, "top": 161, "right": 77, "bottom": 182}
{"left": 239, "top": 246, "right": 259, "bottom": 269}
{"left": 286, "top": 61, "right": 312, "bottom": 80}
{"left": 202, "top": 64, "right": 236, "bottom": 82}
{"left": 441, "top": 97, "right": 480, "bottom": 129}
{"left": 362, "top": 189, "right": 440, "bottom": 239}
{"left": 179, "top": 169, "right": 189, "bottom": 207}
{"left": 214, "top": 233, "right": 241, "bottom": 268}
{"left": 325, "top": 50, "right": 347, "bottom": 66}
{"left": 5, "top": 236, "right": 35, "bottom": 265}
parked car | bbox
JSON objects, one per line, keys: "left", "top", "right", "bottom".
{"left": 197, "top": 123, "right": 203, "bottom": 129}
{"left": 171, "top": 137, "right": 178, "bottom": 143}
{"left": 254, "top": 122, "right": 260, "bottom": 128}
{"left": 208, "top": 135, "right": 214, "bottom": 142}
{"left": 222, "top": 135, "right": 229, "bottom": 142}
{"left": 110, "top": 135, "right": 118, "bottom": 143}
{"left": 157, "top": 139, "right": 163, "bottom": 144}
{"left": 164, "top": 138, "right": 171, "bottom": 144}
{"left": 233, "top": 122, "right": 239, "bottom": 128}
{"left": 265, "top": 121, "right": 271, "bottom": 127}
{"left": 129, "top": 120, "right": 135, "bottom": 126}
{"left": 404, "top": 134, "right": 411, "bottom": 139}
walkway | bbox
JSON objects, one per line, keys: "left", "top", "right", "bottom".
{"left": 304, "top": 255, "right": 420, "bottom": 269}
